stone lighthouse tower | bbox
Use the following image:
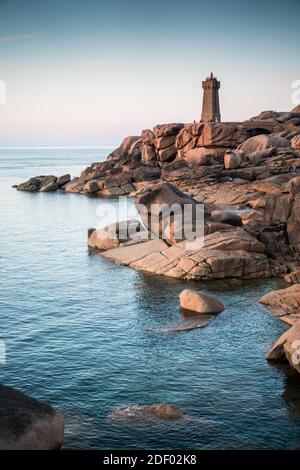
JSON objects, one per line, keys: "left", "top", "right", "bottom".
{"left": 201, "top": 72, "right": 221, "bottom": 122}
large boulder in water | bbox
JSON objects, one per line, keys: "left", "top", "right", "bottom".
{"left": 0, "top": 384, "right": 64, "bottom": 449}
{"left": 179, "top": 289, "right": 225, "bottom": 314}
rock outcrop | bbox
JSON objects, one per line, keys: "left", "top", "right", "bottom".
{"left": 291, "top": 134, "right": 300, "bottom": 150}
{"left": 260, "top": 284, "right": 300, "bottom": 325}
{"left": 14, "top": 108, "right": 300, "bottom": 285}
{"left": 0, "top": 384, "right": 64, "bottom": 450}
{"left": 14, "top": 108, "right": 300, "bottom": 206}
{"left": 14, "top": 174, "right": 70, "bottom": 192}
{"left": 88, "top": 220, "right": 145, "bottom": 251}
{"left": 261, "top": 173, "right": 300, "bottom": 262}
{"left": 266, "top": 322, "right": 300, "bottom": 374}
{"left": 261, "top": 284, "right": 300, "bottom": 374}
{"left": 135, "top": 182, "right": 205, "bottom": 244}
{"left": 179, "top": 289, "right": 224, "bottom": 314}
{"left": 93, "top": 223, "right": 273, "bottom": 281}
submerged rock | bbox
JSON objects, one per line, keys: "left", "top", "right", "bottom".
{"left": 179, "top": 289, "right": 224, "bottom": 314}
{"left": 146, "top": 315, "right": 213, "bottom": 333}
{"left": 108, "top": 404, "right": 183, "bottom": 422}
{"left": 0, "top": 384, "right": 64, "bottom": 450}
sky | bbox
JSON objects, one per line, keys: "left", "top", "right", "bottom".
{"left": 0, "top": 0, "right": 299, "bottom": 146}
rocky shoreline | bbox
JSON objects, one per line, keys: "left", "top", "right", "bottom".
{"left": 13, "top": 106, "right": 300, "bottom": 389}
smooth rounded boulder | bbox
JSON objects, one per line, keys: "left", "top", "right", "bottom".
{"left": 179, "top": 289, "right": 225, "bottom": 314}
{"left": 15, "top": 175, "right": 68, "bottom": 193}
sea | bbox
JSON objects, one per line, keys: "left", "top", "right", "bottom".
{"left": 0, "top": 147, "right": 300, "bottom": 449}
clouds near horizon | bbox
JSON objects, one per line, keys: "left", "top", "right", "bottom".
{"left": 0, "top": 34, "right": 34, "bottom": 43}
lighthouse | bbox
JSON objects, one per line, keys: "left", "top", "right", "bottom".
{"left": 201, "top": 72, "right": 221, "bottom": 123}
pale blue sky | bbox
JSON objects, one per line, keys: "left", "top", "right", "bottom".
{"left": 0, "top": 0, "right": 299, "bottom": 145}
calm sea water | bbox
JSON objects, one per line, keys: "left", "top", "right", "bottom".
{"left": 0, "top": 147, "right": 300, "bottom": 449}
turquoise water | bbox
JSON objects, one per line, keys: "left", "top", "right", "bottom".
{"left": 0, "top": 148, "right": 300, "bottom": 449}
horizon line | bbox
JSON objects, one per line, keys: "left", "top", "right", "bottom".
{"left": 0, "top": 145, "right": 116, "bottom": 150}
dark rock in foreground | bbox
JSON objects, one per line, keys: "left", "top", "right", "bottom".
{"left": 0, "top": 384, "right": 64, "bottom": 449}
